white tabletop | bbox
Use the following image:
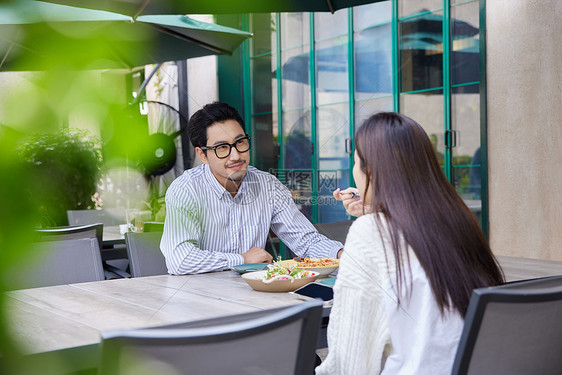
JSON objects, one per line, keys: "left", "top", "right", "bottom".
{"left": 3, "top": 255, "right": 562, "bottom": 369}
{"left": 4, "top": 270, "right": 305, "bottom": 357}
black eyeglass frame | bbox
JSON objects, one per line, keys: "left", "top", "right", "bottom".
{"left": 200, "top": 135, "right": 251, "bottom": 159}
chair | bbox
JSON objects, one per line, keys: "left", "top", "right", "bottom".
{"left": 36, "top": 223, "right": 103, "bottom": 247}
{"left": 124, "top": 232, "right": 167, "bottom": 277}
{"left": 8, "top": 238, "right": 105, "bottom": 289}
{"left": 313, "top": 219, "right": 354, "bottom": 244}
{"left": 451, "top": 275, "right": 562, "bottom": 375}
{"left": 142, "top": 221, "right": 164, "bottom": 232}
{"left": 99, "top": 299, "right": 324, "bottom": 375}
{"left": 67, "top": 208, "right": 126, "bottom": 226}
{"left": 36, "top": 224, "right": 130, "bottom": 279}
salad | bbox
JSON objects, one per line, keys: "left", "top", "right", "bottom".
{"left": 262, "top": 260, "right": 311, "bottom": 283}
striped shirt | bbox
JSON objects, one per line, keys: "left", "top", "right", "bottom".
{"left": 160, "top": 164, "right": 343, "bottom": 274}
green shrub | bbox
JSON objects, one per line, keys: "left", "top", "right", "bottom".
{"left": 17, "top": 128, "right": 103, "bottom": 227}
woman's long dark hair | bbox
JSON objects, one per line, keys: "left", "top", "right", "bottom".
{"left": 355, "top": 112, "right": 504, "bottom": 317}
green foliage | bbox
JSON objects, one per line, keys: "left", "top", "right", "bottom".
{"left": 17, "top": 128, "right": 103, "bottom": 227}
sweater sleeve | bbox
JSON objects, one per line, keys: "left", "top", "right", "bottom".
{"left": 316, "top": 215, "right": 392, "bottom": 374}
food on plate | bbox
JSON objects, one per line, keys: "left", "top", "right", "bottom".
{"left": 293, "top": 257, "right": 339, "bottom": 268}
{"left": 263, "top": 260, "right": 312, "bottom": 283}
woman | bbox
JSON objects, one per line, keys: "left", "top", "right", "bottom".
{"left": 316, "top": 112, "right": 504, "bottom": 374}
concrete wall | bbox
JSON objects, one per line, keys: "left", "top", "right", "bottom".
{"left": 487, "top": 0, "right": 562, "bottom": 260}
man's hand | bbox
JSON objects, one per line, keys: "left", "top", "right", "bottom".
{"left": 333, "top": 187, "right": 369, "bottom": 217}
{"left": 242, "top": 247, "right": 273, "bottom": 264}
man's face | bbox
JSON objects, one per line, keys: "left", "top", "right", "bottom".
{"left": 196, "top": 119, "right": 250, "bottom": 189}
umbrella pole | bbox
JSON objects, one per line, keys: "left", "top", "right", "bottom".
{"left": 133, "top": 63, "right": 162, "bottom": 104}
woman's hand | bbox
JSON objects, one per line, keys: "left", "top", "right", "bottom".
{"left": 333, "top": 187, "right": 368, "bottom": 217}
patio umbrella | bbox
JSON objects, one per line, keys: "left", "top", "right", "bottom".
{"left": 38, "top": 0, "right": 385, "bottom": 16}
{"left": 0, "top": 0, "right": 252, "bottom": 71}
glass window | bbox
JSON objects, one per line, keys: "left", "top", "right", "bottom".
{"left": 251, "top": 113, "right": 278, "bottom": 172}
{"left": 251, "top": 55, "right": 275, "bottom": 114}
{"left": 451, "top": 1, "right": 480, "bottom": 85}
{"left": 283, "top": 108, "right": 312, "bottom": 170}
{"left": 315, "top": 10, "right": 348, "bottom": 41}
{"left": 355, "top": 97, "right": 394, "bottom": 126}
{"left": 452, "top": 84, "right": 480, "bottom": 198}
{"left": 354, "top": 23, "right": 393, "bottom": 99}
{"left": 399, "top": 11, "right": 443, "bottom": 92}
{"left": 317, "top": 103, "right": 349, "bottom": 170}
{"left": 317, "top": 170, "right": 350, "bottom": 223}
{"left": 354, "top": 1, "right": 392, "bottom": 30}
{"left": 281, "top": 13, "right": 309, "bottom": 49}
{"left": 398, "top": 0, "right": 442, "bottom": 18}
{"left": 281, "top": 46, "right": 311, "bottom": 110}
{"left": 399, "top": 90, "right": 445, "bottom": 166}
{"left": 251, "top": 14, "right": 276, "bottom": 56}
{"left": 316, "top": 38, "right": 349, "bottom": 106}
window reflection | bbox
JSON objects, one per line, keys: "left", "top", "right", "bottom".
{"left": 318, "top": 170, "right": 350, "bottom": 223}
{"left": 452, "top": 84, "right": 480, "bottom": 199}
{"left": 451, "top": 2, "right": 480, "bottom": 86}
{"left": 400, "top": 91, "right": 445, "bottom": 165}
{"left": 398, "top": 0, "right": 442, "bottom": 18}
{"left": 317, "top": 104, "right": 349, "bottom": 170}
{"left": 399, "top": 12, "right": 444, "bottom": 92}
{"left": 354, "top": 24, "right": 393, "bottom": 99}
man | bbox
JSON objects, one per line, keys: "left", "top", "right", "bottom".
{"left": 160, "top": 101, "right": 343, "bottom": 274}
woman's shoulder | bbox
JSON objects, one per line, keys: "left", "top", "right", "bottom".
{"left": 346, "top": 214, "right": 388, "bottom": 255}
{"left": 348, "top": 213, "right": 387, "bottom": 238}
{"left": 345, "top": 213, "right": 399, "bottom": 269}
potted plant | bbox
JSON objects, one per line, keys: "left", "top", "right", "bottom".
{"left": 17, "top": 128, "right": 103, "bottom": 227}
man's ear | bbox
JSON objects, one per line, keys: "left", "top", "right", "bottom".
{"left": 195, "top": 147, "right": 208, "bottom": 164}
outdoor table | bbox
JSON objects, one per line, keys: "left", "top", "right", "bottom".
{"left": 2, "top": 270, "right": 328, "bottom": 373}
{"left": 3, "top": 255, "right": 562, "bottom": 373}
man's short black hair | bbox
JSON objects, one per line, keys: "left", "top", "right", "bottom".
{"left": 187, "top": 101, "right": 245, "bottom": 149}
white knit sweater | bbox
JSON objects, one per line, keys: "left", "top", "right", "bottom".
{"left": 316, "top": 214, "right": 464, "bottom": 375}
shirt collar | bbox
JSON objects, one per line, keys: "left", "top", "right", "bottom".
{"left": 203, "top": 164, "right": 229, "bottom": 199}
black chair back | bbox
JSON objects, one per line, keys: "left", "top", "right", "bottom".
{"left": 452, "top": 275, "right": 562, "bottom": 375}
{"left": 7, "top": 238, "right": 104, "bottom": 289}
{"left": 100, "top": 299, "right": 324, "bottom": 375}
{"left": 124, "top": 232, "right": 167, "bottom": 277}
{"left": 313, "top": 220, "right": 354, "bottom": 244}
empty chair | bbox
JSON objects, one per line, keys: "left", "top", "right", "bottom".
{"left": 124, "top": 232, "right": 167, "bottom": 277}
{"left": 451, "top": 275, "right": 562, "bottom": 375}
{"left": 36, "top": 223, "right": 130, "bottom": 279}
{"left": 313, "top": 220, "right": 354, "bottom": 245}
{"left": 142, "top": 221, "right": 164, "bottom": 232}
{"left": 67, "top": 208, "right": 126, "bottom": 226}
{"left": 36, "top": 223, "right": 103, "bottom": 247}
{"left": 7, "top": 238, "right": 104, "bottom": 289}
{"left": 99, "top": 299, "right": 324, "bottom": 375}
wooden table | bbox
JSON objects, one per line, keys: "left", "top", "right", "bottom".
{"left": 3, "top": 270, "right": 314, "bottom": 372}
{"left": 3, "top": 255, "right": 561, "bottom": 372}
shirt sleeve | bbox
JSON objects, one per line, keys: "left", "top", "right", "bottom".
{"left": 160, "top": 183, "right": 244, "bottom": 275}
{"left": 316, "top": 217, "right": 390, "bottom": 374}
{"left": 269, "top": 178, "right": 343, "bottom": 259}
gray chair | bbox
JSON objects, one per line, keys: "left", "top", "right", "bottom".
{"left": 451, "top": 275, "right": 562, "bottom": 375}
{"left": 8, "top": 238, "right": 104, "bottom": 289}
{"left": 99, "top": 299, "right": 324, "bottom": 375}
{"left": 124, "top": 232, "right": 167, "bottom": 277}
{"left": 67, "top": 208, "right": 126, "bottom": 226}
{"left": 36, "top": 224, "right": 130, "bottom": 279}
{"left": 36, "top": 222, "right": 103, "bottom": 247}
{"left": 313, "top": 220, "right": 354, "bottom": 245}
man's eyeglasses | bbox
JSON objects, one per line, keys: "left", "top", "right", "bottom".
{"left": 200, "top": 136, "right": 251, "bottom": 159}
